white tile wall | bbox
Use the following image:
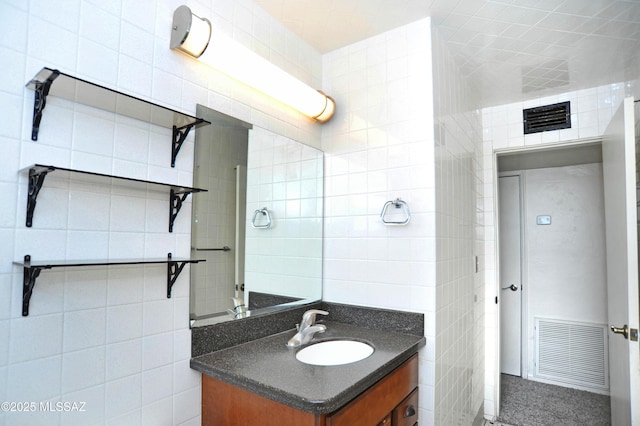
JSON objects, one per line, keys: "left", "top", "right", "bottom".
{"left": 322, "top": 18, "right": 440, "bottom": 426}
{"left": 481, "top": 82, "right": 633, "bottom": 420}
{"left": 322, "top": 19, "right": 485, "bottom": 426}
{"left": 431, "top": 27, "right": 485, "bottom": 426}
{"left": 0, "top": 0, "right": 324, "bottom": 424}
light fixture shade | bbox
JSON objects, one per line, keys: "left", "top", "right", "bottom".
{"left": 170, "top": 5, "right": 335, "bottom": 123}
{"left": 314, "top": 91, "right": 336, "bottom": 123}
{"left": 170, "top": 5, "right": 211, "bottom": 58}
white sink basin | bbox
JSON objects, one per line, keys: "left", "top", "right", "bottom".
{"left": 295, "top": 340, "right": 374, "bottom": 366}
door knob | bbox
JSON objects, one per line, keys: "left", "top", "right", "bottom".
{"left": 501, "top": 284, "right": 518, "bottom": 291}
{"left": 610, "top": 324, "right": 628, "bottom": 339}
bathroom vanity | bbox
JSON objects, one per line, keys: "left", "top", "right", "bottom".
{"left": 191, "top": 304, "right": 425, "bottom": 426}
{"left": 201, "top": 353, "right": 418, "bottom": 425}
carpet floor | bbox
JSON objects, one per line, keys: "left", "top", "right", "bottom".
{"left": 497, "top": 374, "right": 611, "bottom": 426}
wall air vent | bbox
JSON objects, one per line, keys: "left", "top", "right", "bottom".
{"left": 535, "top": 318, "right": 609, "bottom": 392}
{"left": 523, "top": 101, "right": 571, "bottom": 134}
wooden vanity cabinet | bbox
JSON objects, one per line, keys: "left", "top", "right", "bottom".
{"left": 201, "top": 354, "right": 419, "bottom": 426}
{"left": 392, "top": 388, "right": 419, "bottom": 426}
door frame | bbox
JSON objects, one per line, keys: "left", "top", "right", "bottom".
{"left": 602, "top": 96, "right": 640, "bottom": 425}
{"left": 491, "top": 137, "right": 604, "bottom": 419}
{"left": 497, "top": 171, "right": 527, "bottom": 379}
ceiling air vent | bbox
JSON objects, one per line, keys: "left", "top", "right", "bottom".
{"left": 523, "top": 101, "right": 571, "bottom": 134}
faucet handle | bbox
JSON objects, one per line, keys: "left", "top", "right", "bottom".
{"left": 301, "top": 309, "right": 329, "bottom": 327}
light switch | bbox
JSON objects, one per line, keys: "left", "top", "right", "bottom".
{"left": 536, "top": 215, "right": 551, "bottom": 225}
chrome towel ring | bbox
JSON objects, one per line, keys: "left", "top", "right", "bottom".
{"left": 251, "top": 207, "right": 272, "bottom": 229}
{"left": 380, "top": 198, "right": 411, "bottom": 225}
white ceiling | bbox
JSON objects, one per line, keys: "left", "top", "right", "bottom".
{"left": 254, "top": 0, "right": 640, "bottom": 107}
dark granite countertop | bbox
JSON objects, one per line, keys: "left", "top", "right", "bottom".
{"left": 190, "top": 320, "right": 426, "bottom": 414}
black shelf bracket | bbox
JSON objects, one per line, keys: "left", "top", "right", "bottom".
{"left": 26, "top": 167, "right": 51, "bottom": 227}
{"left": 30, "top": 70, "right": 60, "bottom": 141}
{"left": 18, "top": 254, "right": 203, "bottom": 315}
{"left": 167, "top": 253, "right": 188, "bottom": 298}
{"left": 171, "top": 119, "right": 204, "bottom": 167}
{"left": 22, "top": 255, "right": 49, "bottom": 316}
{"left": 169, "top": 189, "right": 191, "bottom": 233}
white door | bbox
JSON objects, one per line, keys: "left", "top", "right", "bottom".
{"left": 235, "top": 165, "right": 247, "bottom": 300}
{"left": 602, "top": 96, "right": 640, "bottom": 426}
{"left": 499, "top": 175, "right": 523, "bottom": 376}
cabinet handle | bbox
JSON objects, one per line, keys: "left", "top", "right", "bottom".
{"left": 377, "top": 415, "right": 390, "bottom": 425}
{"left": 404, "top": 405, "right": 416, "bottom": 418}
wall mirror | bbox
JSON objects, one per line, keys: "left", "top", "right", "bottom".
{"left": 190, "top": 104, "right": 323, "bottom": 326}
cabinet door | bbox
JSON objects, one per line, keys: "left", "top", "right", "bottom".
{"left": 377, "top": 413, "right": 392, "bottom": 425}
{"left": 202, "top": 374, "right": 319, "bottom": 425}
{"left": 326, "top": 355, "right": 418, "bottom": 426}
{"left": 392, "top": 388, "right": 418, "bottom": 426}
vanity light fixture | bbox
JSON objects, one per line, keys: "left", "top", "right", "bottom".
{"left": 170, "top": 5, "right": 211, "bottom": 58}
{"left": 170, "top": 5, "right": 335, "bottom": 123}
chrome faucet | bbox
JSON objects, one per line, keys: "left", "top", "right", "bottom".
{"left": 226, "top": 297, "right": 247, "bottom": 319}
{"left": 286, "top": 309, "right": 329, "bottom": 347}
